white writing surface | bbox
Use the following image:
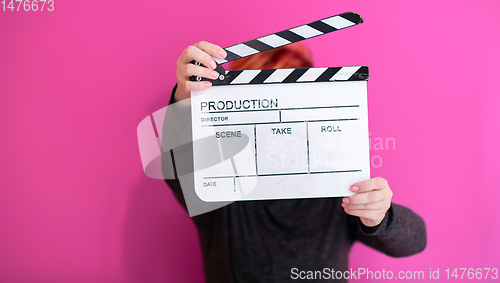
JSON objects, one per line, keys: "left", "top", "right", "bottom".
{"left": 191, "top": 81, "right": 370, "bottom": 201}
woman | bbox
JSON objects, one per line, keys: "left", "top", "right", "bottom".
{"left": 167, "top": 41, "right": 426, "bottom": 282}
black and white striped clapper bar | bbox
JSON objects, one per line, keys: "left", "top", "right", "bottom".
{"left": 190, "top": 12, "right": 368, "bottom": 85}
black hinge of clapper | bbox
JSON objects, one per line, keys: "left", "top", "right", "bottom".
{"left": 189, "top": 12, "right": 364, "bottom": 84}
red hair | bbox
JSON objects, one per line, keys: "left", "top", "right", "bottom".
{"left": 228, "top": 43, "right": 313, "bottom": 70}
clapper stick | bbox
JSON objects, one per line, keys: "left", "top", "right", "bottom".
{"left": 190, "top": 12, "right": 364, "bottom": 83}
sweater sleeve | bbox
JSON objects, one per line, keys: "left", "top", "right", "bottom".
{"left": 351, "top": 202, "right": 427, "bottom": 257}
{"left": 164, "top": 84, "right": 189, "bottom": 212}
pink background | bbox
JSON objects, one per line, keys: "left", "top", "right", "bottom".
{"left": 1, "top": 0, "right": 499, "bottom": 282}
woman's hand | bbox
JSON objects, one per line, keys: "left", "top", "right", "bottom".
{"left": 342, "top": 177, "right": 393, "bottom": 227}
{"left": 174, "top": 41, "right": 227, "bottom": 101}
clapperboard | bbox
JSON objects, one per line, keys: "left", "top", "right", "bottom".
{"left": 187, "top": 12, "right": 371, "bottom": 202}
{"left": 137, "top": 12, "right": 370, "bottom": 214}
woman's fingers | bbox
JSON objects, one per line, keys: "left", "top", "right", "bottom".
{"left": 176, "top": 64, "right": 218, "bottom": 93}
{"left": 178, "top": 42, "right": 226, "bottom": 69}
{"left": 341, "top": 199, "right": 387, "bottom": 210}
{"left": 181, "top": 80, "right": 212, "bottom": 93}
{"left": 342, "top": 177, "right": 394, "bottom": 227}
{"left": 175, "top": 41, "right": 225, "bottom": 101}
{"left": 194, "top": 41, "right": 227, "bottom": 59}
{"left": 179, "top": 45, "right": 218, "bottom": 70}
{"left": 350, "top": 177, "right": 388, "bottom": 193}
{"left": 178, "top": 63, "right": 220, "bottom": 81}
{"left": 347, "top": 188, "right": 391, "bottom": 205}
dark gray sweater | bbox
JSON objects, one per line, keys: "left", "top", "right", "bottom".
{"left": 166, "top": 179, "right": 426, "bottom": 283}
{"left": 165, "top": 87, "right": 426, "bottom": 282}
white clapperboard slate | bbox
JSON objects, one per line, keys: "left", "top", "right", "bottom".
{"left": 190, "top": 12, "right": 370, "bottom": 202}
